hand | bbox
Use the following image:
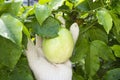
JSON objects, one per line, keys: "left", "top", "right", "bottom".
{"left": 26, "top": 23, "right": 79, "bottom": 80}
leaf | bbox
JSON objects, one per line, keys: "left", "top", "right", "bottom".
{"left": 38, "top": 17, "right": 60, "bottom": 38}
{"left": 74, "top": 0, "right": 86, "bottom": 7}
{"left": 72, "top": 72, "right": 84, "bottom": 80}
{"left": 112, "top": 1, "right": 120, "bottom": 15}
{"left": 25, "top": 17, "right": 60, "bottom": 38}
{"left": 88, "top": 27, "right": 108, "bottom": 43}
{"left": 110, "top": 12, "right": 120, "bottom": 34}
{"left": 0, "top": 36, "right": 22, "bottom": 69}
{"left": 71, "top": 37, "right": 89, "bottom": 63}
{"left": 112, "top": 27, "right": 120, "bottom": 43}
{"left": 0, "top": 1, "right": 22, "bottom": 16}
{"left": 96, "top": 8, "right": 113, "bottom": 34}
{"left": 19, "top": 6, "right": 34, "bottom": 20}
{"left": 111, "top": 45, "right": 120, "bottom": 58}
{"left": 39, "top": 0, "right": 51, "bottom": 4}
{"left": 0, "top": 67, "right": 10, "bottom": 80}
{"left": 8, "top": 0, "right": 22, "bottom": 16}
{"left": 103, "top": 68, "right": 120, "bottom": 80}
{"left": 23, "top": 25, "right": 30, "bottom": 38}
{"left": 49, "top": 0, "right": 65, "bottom": 10}
{"left": 0, "top": 14, "right": 23, "bottom": 45}
{"left": 0, "top": 0, "right": 4, "bottom": 3}
{"left": 87, "top": 0, "right": 103, "bottom": 10}
{"left": 35, "top": 4, "right": 51, "bottom": 25}
{"left": 76, "top": 0, "right": 90, "bottom": 11}
{"left": 0, "top": 57, "right": 34, "bottom": 80}
{"left": 9, "top": 57, "right": 34, "bottom": 80}
{"left": 85, "top": 40, "right": 100, "bottom": 78}
{"left": 90, "top": 40, "right": 115, "bottom": 61}
{"left": 65, "top": 1, "right": 73, "bottom": 9}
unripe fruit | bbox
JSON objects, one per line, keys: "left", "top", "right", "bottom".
{"left": 42, "top": 27, "right": 74, "bottom": 63}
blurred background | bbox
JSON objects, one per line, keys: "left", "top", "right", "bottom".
{"left": 23, "top": 0, "right": 38, "bottom": 6}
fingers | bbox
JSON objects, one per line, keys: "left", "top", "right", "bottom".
{"left": 35, "top": 34, "right": 42, "bottom": 48}
{"left": 35, "top": 35, "right": 45, "bottom": 57}
{"left": 26, "top": 39, "right": 39, "bottom": 63}
{"left": 70, "top": 23, "right": 79, "bottom": 44}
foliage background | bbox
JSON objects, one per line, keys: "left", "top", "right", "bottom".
{"left": 0, "top": 0, "right": 120, "bottom": 80}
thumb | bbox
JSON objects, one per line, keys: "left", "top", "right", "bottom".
{"left": 26, "top": 39, "right": 39, "bottom": 63}
{"left": 70, "top": 23, "right": 79, "bottom": 44}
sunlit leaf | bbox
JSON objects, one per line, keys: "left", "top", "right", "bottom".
{"left": 39, "top": 0, "right": 51, "bottom": 4}
{"left": 0, "top": 0, "right": 22, "bottom": 16}
{"left": 0, "top": 14, "right": 23, "bottom": 45}
{"left": 0, "top": 0, "right": 4, "bottom": 3}
{"left": 35, "top": 4, "right": 51, "bottom": 25}
{"left": 23, "top": 26, "right": 30, "bottom": 38}
{"left": 49, "top": 0, "right": 65, "bottom": 10}
{"left": 19, "top": 6, "right": 34, "bottom": 20}
{"left": 96, "top": 8, "right": 113, "bottom": 34}
{"left": 111, "top": 45, "right": 120, "bottom": 58}
{"left": 65, "top": 1, "right": 73, "bottom": 9}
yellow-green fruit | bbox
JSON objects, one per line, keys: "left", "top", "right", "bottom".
{"left": 42, "top": 27, "right": 74, "bottom": 63}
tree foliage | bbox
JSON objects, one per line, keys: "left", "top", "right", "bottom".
{"left": 0, "top": 0, "right": 120, "bottom": 80}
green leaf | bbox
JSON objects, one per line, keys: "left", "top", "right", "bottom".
{"left": 111, "top": 45, "right": 120, "bottom": 58}
{"left": 68, "top": 0, "right": 85, "bottom": 7}
{"left": 0, "top": 14, "right": 23, "bottom": 45}
{"left": 112, "top": 27, "right": 120, "bottom": 43}
{"left": 8, "top": 0, "right": 22, "bottom": 16}
{"left": 35, "top": 4, "right": 51, "bottom": 25}
{"left": 90, "top": 40, "right": 115, "bottom": 61}
{"left": 9, "top": 57, "right": 34, "bottom": 80}
{"left": 65, "top": 1, "right": 73, "bottom": 9}
{"left": 110, "top": 12, "right": 120, "bottom": 34}
{"left": 19, "top": 6, "right": 34, "bottom": 20}
{"left": 112, "top": 1, "right": 120, "bottom": 15}
{"left": 87, "top": 0, "right": 103, "bottom": 10}
{"left": 103, "top": 68, "right": 120, "bottom": 80}
{"left": 0, "top": 1, "right": 22, "bottom": 16}
{"left": 39, "top": 17, "right": 60, "bottom": 38}
{"left": 39, "top": 0, "right": 51, "bottom": 4}
{"left": 72, "top": 72, "right": 84, "bottom": 80}
{"left": 49, "top": 0, "right": 65, "bottom": 10}
{"left": 0, "top": 57, "right": 34, "bottom": 80}
{"left": 23, "top": 25, "right": 30, "bottom": 38}
{"left": 25, "top": 17, "right": 60, "bottom": 38}
{"left": 76, "top": 0, "right": 90, "bottom": 11}
{"left": 85, "top": 40, "right": 100, "bottom": 78}
{"left": 0, "top": 0, "right": 4, "bottom": 3}
{"left": 0, "top": 36, "right": 22, "bottom": 69}
{"left": 0, "top": 67, "right": 10, "bottom": 80}
{"left": 96, "top": 8, "right": 113, "bottom": 34}
{"left": 71, "top": 37, "right": 89, "bottom": 63}
{"left": 88, "top": 27, "right": 108, "bottom": 43}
